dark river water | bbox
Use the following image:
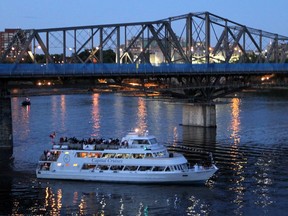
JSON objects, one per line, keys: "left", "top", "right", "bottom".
{"left": 1, "top": 89, "right": 288, "bottom": 215}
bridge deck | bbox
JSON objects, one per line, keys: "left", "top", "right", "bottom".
{"left": 1, "top": 63, "right": 288, "bottom": 78}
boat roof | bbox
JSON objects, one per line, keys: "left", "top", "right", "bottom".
{"left": 123, "top": 132, "right": 156, "bottom": 139}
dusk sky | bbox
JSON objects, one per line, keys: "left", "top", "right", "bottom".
{"left": 1, "top": 0, "right": 288, "bottom": 36}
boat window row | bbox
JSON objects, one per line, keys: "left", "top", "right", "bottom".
{"left": 76, "top": 151, "right": 167, "bottom": 159}
{"left": 132, "top": 139, "right": 149, "bottom": 144}
{"left": 81, "top": 163, "right": 188, "bottom": 172}
{"left": 59, "top": 137, "right": 158, "bottom": 145}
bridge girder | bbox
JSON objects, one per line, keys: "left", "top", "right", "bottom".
{"left": 1, "top": 12, "right": 288, "bottom": 64}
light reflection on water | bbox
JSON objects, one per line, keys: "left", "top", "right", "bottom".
{"left": 229, "top": 97, "right": 245, "bottom": 214}
{"left": 230, "top": 97, "right": 241, "bottom": 144}
{"left": 136, "top": 97, "right": 148, "bottom": 133}
{"left": 38, "top": 181, "right": 213, "bottom": 216}
{"left": 1, "top": 91, "right": 288, "bottom": 215}
{"left": 91, "top": 93, "right": 100, "bottom": 137}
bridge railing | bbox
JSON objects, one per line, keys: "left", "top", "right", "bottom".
{"left": 0, "top": 63, "right": 288, "bottom": 77}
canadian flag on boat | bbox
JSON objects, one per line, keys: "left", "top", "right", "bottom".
{"left": 49, "top": 132, "right": 56, "bottom": 139}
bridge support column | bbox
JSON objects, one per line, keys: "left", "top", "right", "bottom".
{"left": 0, "top": 80, "right": 13, "bottom": 156}
{"left": 182, "top": 103, "right": 216, "bottom": 127}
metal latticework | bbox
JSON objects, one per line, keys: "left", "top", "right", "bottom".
{"left": 2, "top": 12, "right": 288, "bottom": 64}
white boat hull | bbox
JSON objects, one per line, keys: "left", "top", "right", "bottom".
{"left": 36, "top": 166, "right": 218, "bottom": 184}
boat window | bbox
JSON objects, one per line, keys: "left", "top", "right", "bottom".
{"left": 77, "top": 152, "right": 89, "bottom": 158}
{"left": 138, "top": 166, "right": 153, "bottom": 171}
{"left": 114, "top": 153, "right": 123, "bottom": 158}
{"left": 82, "top": 164, "right": 96, "bottom": 170}
{"left": 132, "top": 154, "right": 145, "bottom": 159}
{"left": 153, "top": 152, "right": 165, "bottom": 158}
{"left": 115, "top": 153, "right": 131, "bottom": 159}
{"left": 102, "top": 153, "right": 115, "bottom": 158}
{"left": 87, "top": 153, "right": 94, "bottom": 158}
{"left": 182, "top": 164, "right": 188, "bottom": 170}
{"left": 40, "top": 163, "right": 51, "bottom": 171}
{"left": 149, "top": 138, "right": 157, "bottom": 144}
{"left": 142, "top": 140, "right": 149, "bottom": 144}
{"left": 152, "top": 166, "right": 165, "bottom": 171}
{"left": 122, "top": 154, "right": 131, "bottom": 159}
{"left": 157, "top": 152, "right": 165, "bottom": 157}
{"left": 114, "top": 153, "right": 137, "bottom": 159}
{"left": 132, "top": 139, "right": 149, "bottom": 144}
{"left": 123, "top": 166, "right": 138, "bottom": 171}
{"left": 97, "top": 165, "right": 109, "bottom": 170}
{"left": 132, "top": 140, "right": 139, "bottom": 144}
{"left": 86, "top": 152, "right": 102, "bottom": 158}
{"left": 165, "top": 167, "right": 171, "bottom": 172}
{"left": 94, "top": 153, "right": 102, "bottom": 158}
{"left": 110, "top": 165, "right": 124, "bottom": 171}
{"left": 145, "top": 153, "right": 153, "bottom": 158}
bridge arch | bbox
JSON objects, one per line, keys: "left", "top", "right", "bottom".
{"left": 1, "top": 12, "right": 288, "bottom": 65}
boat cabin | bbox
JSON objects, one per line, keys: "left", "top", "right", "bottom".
{"left": 121, "top": 132, "right": 158, "bottom": 149}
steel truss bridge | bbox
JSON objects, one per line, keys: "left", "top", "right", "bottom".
{"left": 1, "top": 12, "right": 288, "bottom": 101}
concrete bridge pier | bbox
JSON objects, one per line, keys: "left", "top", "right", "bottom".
{"left": 0, "top": 80, "right": 13, "bottom": 157}
{"left": 182, "top": 103, "right": 216, "bottom": 127}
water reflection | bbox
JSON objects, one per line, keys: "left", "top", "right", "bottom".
{"left": 253, "top": 157, "right": 273, "bottom": 208}
{"left": 113, "top": 94, "right": 124, "bottom": 131}
{"left": 51, "top": 95, "right": 62, "bottom": 130}
{"left": 11, "top": 97, "right": 31, "bottom": 140}
{"left": 51, "top": 95, "right": 58, "bottom": 122}
{"left": 91, "top": 93, "right": 100, "bottom": 137}
{"left": 182, "top": 126, "right": 216, "bottom": 148}
{"left": 21, "top": 102, "right": 31, "bottom": 138}
{"left": 228, "top": 98, "right": 245, "bottom": 215}
{"left": 230, "top": 98, "right": 241, "bottom": 144}
{"left": 38, "top": 181, "right": 213, "bottom": 215}
{"left": 180, "top": 126, "right": 217, "bottom": 172}
{"left": 173, "top": 126, "right": 178, "bottom": 145}
{"left": 60, "top": 95, "right": 66, "bottom": 130}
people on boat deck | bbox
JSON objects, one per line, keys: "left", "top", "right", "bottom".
{"left": 46, "top": 151, "right": 51, "bottom": 160}
{"left": 42, "top": 150, "right": 51, "bottom": 160}
{"left": 57, "top": 136, "right": 121, "bottom": 145}
{"left": 49, "top": 132, "right": 56, "bottom": 139}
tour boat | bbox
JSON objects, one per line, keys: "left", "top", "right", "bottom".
{"left": 36, "top": 130, "right": 218, "bottom": 184}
